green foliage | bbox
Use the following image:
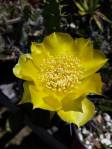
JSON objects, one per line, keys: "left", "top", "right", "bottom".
{"left": 74, "top": 0, "right": 100, "bottom": 15}
{"left": 74, "top": 0, "right": 112, "bottom": 31}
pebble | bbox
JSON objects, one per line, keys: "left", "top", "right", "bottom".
{"left": 86, "top": 140, "right": 90, "bottom": 145}
{"left": 100, "top": 134, "right": 104, "bottom": 139}
{"left": 0, "top": 83, "right": 17, "bottom": 102}
{"left": 82, "top": 128, "right": 89, "bottom": 135}
{"left": 107, "top": 122, "right": 112, "bottom": 127}
{"left": 88, "top": 145, "right": 92, "bottom": 149}
{"left": 69, "top": 23, "right": 76, "bottom": 29}
{"left": 105, "top": 133, "right": 111, "bottom": 140}
{"left": 103, "top": 113, "right": 111, "bottom": 122}
{"left": 78, "top": 133, "right": 83, "bottom": 142}
{"left": 101, "top": 138, "right": 112, "bottom": 145}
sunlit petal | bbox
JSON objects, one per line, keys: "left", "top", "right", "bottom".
{"left": 73, "top": 73, "right": 103, "bottom": 98}
{"left": 13, "top": 54, "right": 38, "bottom": 81}
{"left": 43, "top": 32, "right": 74, "bottom": 56}
{"left": 58, "top": 98, "right": 95, "bottom": 127}
{"left": 29, "top": 85, "right": 61, "bottom": 111}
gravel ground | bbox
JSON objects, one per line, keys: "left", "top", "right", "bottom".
{"left": 78, "top": 113, "right": 112, "bottom": 149}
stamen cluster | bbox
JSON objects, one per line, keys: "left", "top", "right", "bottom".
{"left": 40, "top": 56, "right": 84, "bottom": 92}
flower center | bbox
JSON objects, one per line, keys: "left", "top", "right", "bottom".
{"left": 40, "top": 56, "right": 84, "bottom": 92}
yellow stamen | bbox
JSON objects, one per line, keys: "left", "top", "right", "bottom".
{"left": 40, "top": 56, "right": 84, "bottom": 92}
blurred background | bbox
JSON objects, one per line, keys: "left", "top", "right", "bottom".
{"left": 0, "top": 0, "right": 112, "bottom": 149}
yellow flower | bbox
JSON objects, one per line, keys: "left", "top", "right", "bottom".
{"left": 13, "top": 32, "right": 107, "bottom": 127}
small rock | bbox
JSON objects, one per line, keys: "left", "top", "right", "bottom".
{"left": 86, "top": 140, "right": 90, "bottom": 145}
{"left": 88, "top": 145, "right": 92, "bottom": 149}
{"left": 103, "top": 113, "right": 111, "bottom": 122}
{"left": 107, "top": 122, "right": 111, "bottom": 127}
{"left": 101, "top": 138, "right": 112, "bottom": 146}
{"left": 78, "top": 133, "right": 83, "bottom": 142}
{"left": 82, "top": 128, "right": 89, "bottom": 135}
{"left": 105, "top": 133, "right": 111, "bottom": 140}
{"left": 93, "top": 139, "right": 101, "bottom": 149}
{"left": 96, "top": 114, "right": 103, "bottom": 124}
{"left": 69, "top": 23, "right": 76, "bottom": 29}
{"left": 100, "top": 134, "right": 104, "bottom": 140}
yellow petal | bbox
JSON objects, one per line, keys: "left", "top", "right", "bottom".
{"left": 29, "top": 85, "right": 61, "bottom": 111}
{"left": 43, "top": 32, "right": 74, "bottom": 56}
{"left": 73, "top": 38, "right": 94, "bottom": 61}
{"left": 73, "top": 38, "right": 108, "bottom": 78}
{"left": 31, "top": 42, "right": 50, "bottom": 67}
{"left": 58, "top": 98, "right": 95, "bottom": 127}
{"left": 61, "top": 95, "right": 83, "bottom": 112}
{"left": 13, "top": 54, "right": 39, "bottom": 81}
{"left": 74, "top": 73, "right": 103, "bottom": 98}
{"left": 82, "top": 50, "right": 108, "bottom": 78}
{"left": 43, "top": 96, "right": 61, "bottom": 110}
{"left": 22, "top": 81, "right": 32, "bottom": 103}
